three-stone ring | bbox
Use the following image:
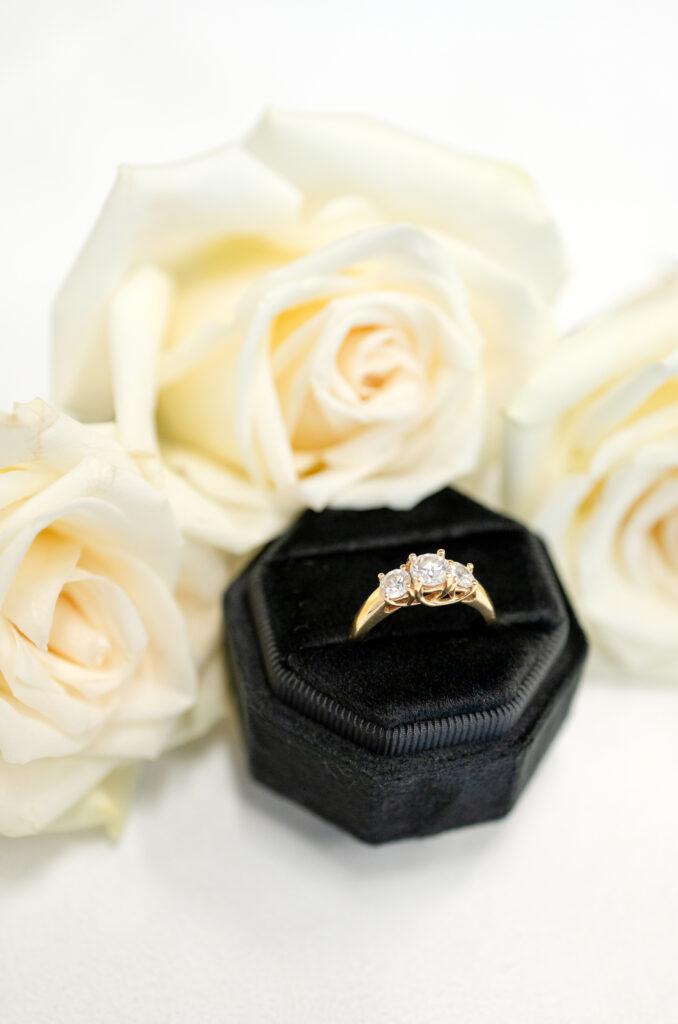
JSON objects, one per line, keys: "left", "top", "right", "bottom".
{"left": 351, "top": 549, "right": 496, "bottom": 640}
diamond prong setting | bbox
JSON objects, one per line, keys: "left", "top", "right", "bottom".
{"left": 447, "top": 560, "right": 476, "bottom": 591}
{"left": 409, "top": 551, "right": 449, "bottom": 588}
{"left": 379, "top": 567, "right": 412, "bottom": 602}
{"left": 378, "top": 552, "right": 478, "bottom": 607}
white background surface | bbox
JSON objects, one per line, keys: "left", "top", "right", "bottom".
{"left": 1, "top": 2, "right": 678, "bottom": 1021}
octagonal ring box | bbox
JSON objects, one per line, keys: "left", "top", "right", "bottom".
{"left": 224, "top": 488, "right": 588, "bottom": 844}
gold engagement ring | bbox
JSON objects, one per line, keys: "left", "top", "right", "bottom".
{"left": 351, "top": 549, "right": 496, "bottom": 640}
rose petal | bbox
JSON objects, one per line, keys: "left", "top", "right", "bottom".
{"left": 160, "top": 448, "right": 296, "bottom": 553}
{"left": 108, "top": 264, "right": 174, "bottom": 452}
{"left": 0, "top": 399, "right": 135, "bottom": 477}
{"left": 45, "top": 764, "right": 138, "bottom": 838}
{"left": 0, "top": 752, "right": 117, "bottom": 837}
{"left": 168, "top": 648, "right": 228, "bottom": 750}
{"left": 2, "top": 532, "right": 81, "bottom": 649}
{"left": 54, "top": 146, "right": 303, "bottom": 419}
{"left": 0, "top": 456, "right": 182, "bottom": 600}
{"left": 508, "top": 283, "right": 678, "bottom": 426}
{"left": 175, "top": 538, "right": 229, "bottom": 667}
{"left": 621, "top": 470, "right": 678, "bottom": 601}
{"left": 246, "top": 110, "right": 567, "bottom": 301}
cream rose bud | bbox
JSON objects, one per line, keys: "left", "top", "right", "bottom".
{"left": 0, "top": 400, "right": 225, "bottom": 837}
{"left": 53, "top": 110, "right": 566, "bottom": 555}
{"left": 505, "top": 277, "right": 678, "bottom": 676}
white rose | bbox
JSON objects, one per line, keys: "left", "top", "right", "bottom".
{"left": 505, "top": 277, "right": 678, "bottom": 675}
{"left": 0, "top": 400, "right": 226, "bottom": 837}
{"left": 53, "top": 111, "right": 566, "bottom": 554}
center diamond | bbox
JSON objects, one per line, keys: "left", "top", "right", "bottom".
{"left": 409, "top": 552, "right": 448, "bottom": 588}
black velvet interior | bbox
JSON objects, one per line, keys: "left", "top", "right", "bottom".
{"left": 247, "top": 489, "right": 570, "bottom": 734}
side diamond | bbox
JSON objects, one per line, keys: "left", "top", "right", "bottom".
{"left": 380, "top": 568, "right": 411, "bottom": 601}
{"left": 447, "top": 561, "right": 475, "bottom": 591}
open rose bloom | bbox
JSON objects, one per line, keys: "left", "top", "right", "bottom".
{"left": 53, "top": 111, "right": 566, "bottom": 554}
{"left": 506, "top": 278, "right": 678, "bottom": 676}
{"left": 0, "top": 401, "right": 225, "bottom": 836}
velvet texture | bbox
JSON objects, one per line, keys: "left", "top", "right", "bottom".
{"left": 225, "top": 489, "right": 587, "bottom": 843}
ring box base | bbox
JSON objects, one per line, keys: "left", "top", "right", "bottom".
{"left": 224, "top": 488, "right": 587, "bottom": 843}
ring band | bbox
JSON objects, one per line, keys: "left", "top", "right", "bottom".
{"left": 351, "top": 549, "right": 495, "bottom": 640}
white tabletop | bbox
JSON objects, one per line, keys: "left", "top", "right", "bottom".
{"left": 2, "top": 2, "right": 677, "bottom": 1021}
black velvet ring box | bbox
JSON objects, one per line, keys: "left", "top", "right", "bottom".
{"left": 224, "top": 488, "right": 587, "bottom": 843}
